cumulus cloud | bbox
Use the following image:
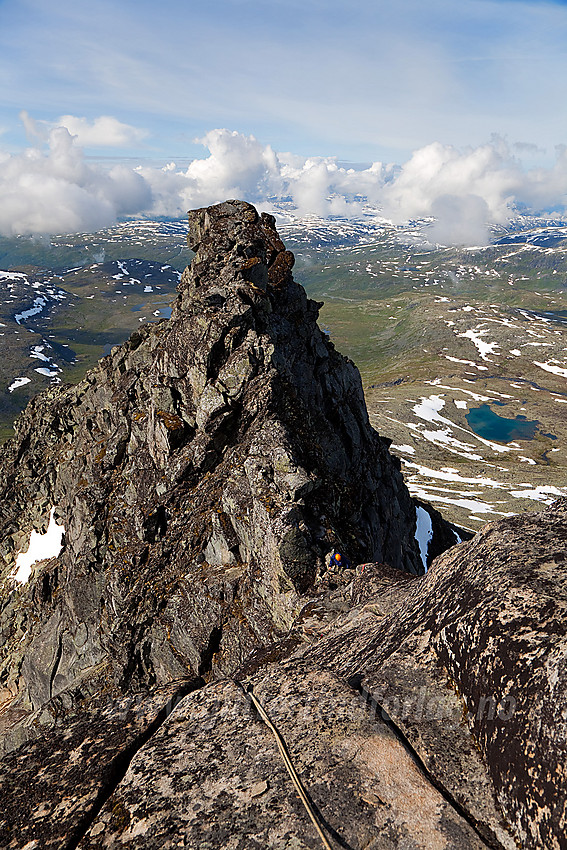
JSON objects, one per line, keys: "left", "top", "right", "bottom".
{"left": 378, "top": 140, "right": 521, "bottom": 245}
{"left": 19, "top": 111, "right": 148, "bottom": 148}
{"left": 55, "top": 115, "right": 148, "bottom": 148}
{"left": 0, "top": 120, "right": 151, "bottom": 236}
{"left": 135, "top": 129, "right": 283, "bottom": 218}
{"left": 2, "top": 116, "right": 567, "bottom": 243}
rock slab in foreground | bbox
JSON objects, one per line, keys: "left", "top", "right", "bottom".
{"left": 72, "top": 499, "right": 566, "bottom": 850}
{"left": 77, "top": 672, "right": 488, "bottom": 850}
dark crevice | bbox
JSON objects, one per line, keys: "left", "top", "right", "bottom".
{"left": 198, "top": 624, "right": 224, "bottom": 678}
{"left": 49, "top": 631, "right": 65, "bottom": 700}
{"left": 206, "top": 320, "right": 247, "bottom": 384}
{"left": 63, "top": 677, "right": 205, "bottom": 850}
{"left": 15, "top": 433, "right": 31, "bottom": 465}
{"left": 348, "top": 675, "right": 509, "bottom": 850}
{"left": 41, "top": 565, "right": 58, "bottom": 604}
{"left": 143, "top": 505, "right": 168, "bottom": 543}
{"left": 170, "top": 384, "right": 183, "bottom": 416}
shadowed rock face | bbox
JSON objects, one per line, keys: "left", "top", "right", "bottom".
{"left": 2, "top": 200, "right": 563, "bottom": 850}
{"left": 0, "top": 200, "right": 427, "bottom": 727}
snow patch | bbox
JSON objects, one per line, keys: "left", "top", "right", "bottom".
{"left": 408, "top": 485, "right": 510, "bottom": 517}
{"left": 457, "top": 328, "right": 499, "bottom": 361}
{"left": 443, "top": 355, "right": 488, "bottom": 370}
{"left": 534, "top": 361, "right": 567, "bottom": 378}
{"left": 13, "top": 508, "right": 65, "bottom": 584}
{"left": 30, "top": 345, "right": 50, "bottom": 363}
{"left": 510, "top": 485, "right": 567, "bottom": 503}
{"left": 8, "top": 377, "right": 31, "bottom": 393}
{"left": 412, "top": 395, "right": 446, "bottom": 423}
{"left": 14, "top": 297, "right": 47, "bottom": 324}
{"left": 35, "top": 367, "right": 60, "bottom": 378}
{"left": 404, "top": 461, "right": 506, "bottom": 489}
{"left": 0, "top": 271, "right": 27, "bottom": 281}
{"left": 414, "top": 506, "right": 433, "bottom": 572}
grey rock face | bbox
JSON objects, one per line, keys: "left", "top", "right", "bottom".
{"left": 0, "top": 200, "right": 426, "bottom": 726}
{"left": 77, "top": 671, "right": 490, "bottom": 850}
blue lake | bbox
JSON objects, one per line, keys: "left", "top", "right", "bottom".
{"left": 466, "top": 404, "right": 539, "bottom": 442}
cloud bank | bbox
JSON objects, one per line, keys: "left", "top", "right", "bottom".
{"left": 0, "top": 120, "right": 151, "bottom": 236}
{"left": 1, "top": 116, "right": 567, "bottom": 244}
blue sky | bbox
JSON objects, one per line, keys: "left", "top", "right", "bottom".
{"left": 1, "top": 0, "right": 567, "bottom": 240}
{"left": 1, "top": 0, "right": 567, "bottom": 162}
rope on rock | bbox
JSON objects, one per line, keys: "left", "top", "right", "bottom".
{"left": 235, "top": 681, "right": 335, "bottom": 850}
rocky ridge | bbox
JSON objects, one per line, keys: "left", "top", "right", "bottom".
{"left": 0, "top": 201, "right": 564, "bottom": 849}
{"left": 0, "top": 201, "right": 440, "bottom": 738}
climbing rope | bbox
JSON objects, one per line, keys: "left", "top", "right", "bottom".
{"left": 236, "top": 681, "right": 335, "bottom": 850}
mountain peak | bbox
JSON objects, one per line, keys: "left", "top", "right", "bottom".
{"left": 0, "top": 200, "right": 432, "bottom": 721}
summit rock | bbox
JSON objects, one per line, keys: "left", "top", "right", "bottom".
{"left": 0, "top": 200, "right": 436, "bottom": 733}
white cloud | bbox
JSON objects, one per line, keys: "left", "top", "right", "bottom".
{"left": 55, "top": 115, "right": 148, "bottom": 148}
{"left": 0, "top": 119, "right": 151, "bottom": 236}
{"left": 19, "top": 111, "right": 147, "bottom": 148}
{"left": 2, "top": 117, "right": 567, "bottom": 243}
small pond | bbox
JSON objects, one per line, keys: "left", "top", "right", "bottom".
{"left": 466, "top": 403, "right": 539, "bottom": 442}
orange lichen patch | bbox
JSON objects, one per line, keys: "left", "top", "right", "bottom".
{"left": 268, "top": 250, "right": 294, "bottom": 288}
{"left": 156, "top": 410, "right": 184, "bottom": 431}
{"left": 239, "top": 257, "right": 262, "bottom": 270}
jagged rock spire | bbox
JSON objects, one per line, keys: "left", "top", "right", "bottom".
{"left": 0, "top": 199, "right": 427, "bottom": 723}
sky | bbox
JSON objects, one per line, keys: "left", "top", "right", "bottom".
{"left": 1, "top": 0, "right": 567, "bottom": 243}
